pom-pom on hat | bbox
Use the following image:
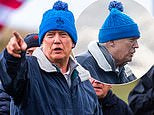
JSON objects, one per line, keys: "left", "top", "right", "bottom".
{"left": 24, "top": 33, "right": 39, "bottom": 49}
{"left": 39, "top": 1, "right": 77, "bottom": 45}
{"left": 98, "top": 1, "right": 140, "bottom": 43}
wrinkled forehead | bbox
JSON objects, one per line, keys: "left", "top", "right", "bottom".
{"left": 128, "top": 37, "right": 139, "bottom": 40}
{"left": 45, "top": 30, "right": 68, "bottom": 34}
{"left": 115, "top": 37, "right": 139, "bottom": 42}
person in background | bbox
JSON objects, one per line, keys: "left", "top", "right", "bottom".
{"left": 24, "top": 33, "right": 39, "bottom": 56}
{"left": 0, "top": 1, "right": 102, "bottom": 115}
{"left": 128, "top": 65, "right": 154, "bottom": 115}
{"left": 0, "top": 33, "right": 39, "bottom": 115}
{"left": 76, "top": 1, "right": 140, "bottom": 115}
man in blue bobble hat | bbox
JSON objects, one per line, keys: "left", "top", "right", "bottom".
{"left": 0, "top": 1, "right": 102, "bottom": 115}
{"left": 39, "top": 1, "right": 77, "bottom": 45}
{"left": 76, "top": 1, "right": 140, "bottom": 115}
{"left": 76, "top": 0, "right": 140, "bottom": 85}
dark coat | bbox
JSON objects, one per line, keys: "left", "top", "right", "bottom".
{"left": 76, "top": 42, "right": 136, "bottom": 84}
{"left": 0, "top": 89, "right": 10, "bottom": 115}
{"left": 76, "top": 42, "right": 134, "bottom": 115}
{"left": 0, "top": 51, "right": 11, "bottom": 115}
{"left": 0, "top": 48, "right": 102, "bottom": 115}
{"left": 76, "top": 55, "right": 133, "bottom": 115}
{"left": 99, "top": 90, "right": 133, "bottom": 115}
{"left": 128, "top": 65, "right": 154, "bottom": 115}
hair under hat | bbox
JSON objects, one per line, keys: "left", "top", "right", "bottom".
{"left": 39, "top": 1, "right": 77, "bottom": 45}
{"left": 98, "top": 1, "right": 140, "bottom": 43}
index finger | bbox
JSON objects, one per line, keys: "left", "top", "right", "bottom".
{"left": 13, "top": 31, "right": 23, "bottom": 41}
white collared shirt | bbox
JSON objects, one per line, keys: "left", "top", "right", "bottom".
{"left": 63, "top": 67, "right": 71, "bottom": 88}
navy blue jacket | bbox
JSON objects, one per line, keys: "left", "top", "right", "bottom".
{"left": 0, "top": 48, "right": 102, "bottom": 115}
{"left": 99, "top": 90, "right": 133, "bottom": 115}
{"left": 76, "top": 42, "right": 136, "bottom": 84}
{"left": 0, "top": 89, "right": 10, "bottom": 115}
{"left": 76, "top": 42, "right": 134, "bottom": 115}
{"left": 128, "top": 65, "right": 154, "bottom": 115}
{"left": 0, "top": 51, "right": 11, "bottom": 115}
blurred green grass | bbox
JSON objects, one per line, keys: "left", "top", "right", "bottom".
{"left": 111, "top": 79, "right": 139, "bottom": 103}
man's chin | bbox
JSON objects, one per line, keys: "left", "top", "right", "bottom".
{"left": 122, "top": 58, "right": 132, "bottom": 66}
{"left": 124, "top": 58, "right": 132, "bottom": 65}
{"left": 51, "top": 54, "right": 65, "bottom": 60}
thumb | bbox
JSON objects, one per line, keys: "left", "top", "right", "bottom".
{"left": 13, "top": 31, "right": 27, "bottom": 51}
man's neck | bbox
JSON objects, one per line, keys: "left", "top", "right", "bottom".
{"left": 54, "top": 58, "right": 70, "bottom": 73}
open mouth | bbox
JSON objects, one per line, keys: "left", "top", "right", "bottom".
{"left": 53, "top": 48, "right": 63, "bottom": 53}
{"left": 54, "top": 48, "right": 62, "bottom": 50}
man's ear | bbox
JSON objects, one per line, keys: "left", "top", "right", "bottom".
{"left": 72, "top": 43, "right": 75, "bottom": 48}
{"left": 108, "top": 41, "right": 115, "bottom": 47}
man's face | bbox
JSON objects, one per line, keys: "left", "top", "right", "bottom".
{"left": 26, "top": 47, "right": 38, "bottom": 56}
{"left": 42, "top": 30, "right": 74, "bottom": 63}
{"left": 113, "top": 37, "right": 139, "bottom": 66}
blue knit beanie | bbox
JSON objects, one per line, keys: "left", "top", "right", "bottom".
{"left": 39, "top": 1, "right": 77, "bottom": 45}
{"left": 99, "top": 1, "right": 140, "bottom": 43}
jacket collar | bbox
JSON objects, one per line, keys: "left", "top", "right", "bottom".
{"left": 32, "top": 47, "right": 57, "bottom": 72}
{"left": 76, "top": 64, "right": 91, "bottom": 82}
{"left": 88, "top": 41, "right": 114, "bottom": 72}
{"left": 32, "top": 47, "right": 90, "bottom": 82}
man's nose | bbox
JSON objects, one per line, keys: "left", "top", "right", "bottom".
{"left": 133, "top": 40, "right": 139, "bottom": 48}
{"left": 54, "top": 34, "right": 61, "bottom": 44}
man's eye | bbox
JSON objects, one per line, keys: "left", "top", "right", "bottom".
{"left": 47, "top": 34, "right": 54, "bottom": 38}
{"left": 129, "top": 40, "right": 135, "bottom": 43}
{"left": 62, "top": 34, "right": 67, "bottom": 37}
{"left": 48, "top": 36, "right": 54, "bottom": 38}
{"left": 61, "top": 33, "right": 68, "bottom": 37}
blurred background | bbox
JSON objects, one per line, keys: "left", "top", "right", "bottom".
{"left": 0, "top": 0, "right": 154, "bottom": 78}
